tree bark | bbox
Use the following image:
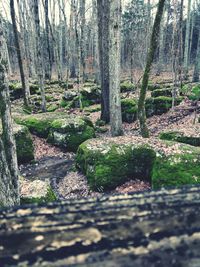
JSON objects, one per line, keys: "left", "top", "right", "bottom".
{"left": 33, "top": 0, "right": 46, "bottom": 112}
{"left": 1, "top": 185, "right": 200, "bottom": 266}
{"left": 138, "top": 0, "right": 166, "bottom": 138}
{"left": 0, "top": 18, "right": 20, "bottom": 207}
{"left": 97, "top": 0, "right": 110, "bottom": 123}
{"left": 109, "top": 0, "right": 123, "bottom": 136}
{"left": 10, "top": 0, "right": 30, "bottom": 108}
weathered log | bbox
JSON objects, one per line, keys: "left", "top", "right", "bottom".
{"left": 1, "top": 185, "right": 200, "bottom": 266}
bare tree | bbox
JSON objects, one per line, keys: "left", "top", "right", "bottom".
{"left": 138, "top": 0, "right": 166, "bottom": 138}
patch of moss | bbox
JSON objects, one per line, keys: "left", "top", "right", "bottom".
{"left": 84, "top": 105, "right": 101, "bottom": 113}
{"left": 20, "top": 187, "right": 57, "bottom": 205}
{"left": 152, "top": 152, "right": 200, "bottom": 189}
{"left": 121, "top": 99, "right": 137, "bottom": 123}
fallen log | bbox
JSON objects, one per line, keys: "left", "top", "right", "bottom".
{"left": 1, "top": 185, "right": 200, "bottom": 266}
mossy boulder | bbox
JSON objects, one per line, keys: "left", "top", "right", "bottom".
{"left": 120, "top": 82, "right": 135, "bottom": 92}
{"left": 84, "top": 104, "right": 101, "bottom": 113}
{"left": 121, "top": 99, "right": 137, "bottom": 123}
{"left": 76, "top": 136, "right": 200, "bottom": 191}
{"left": 14, "top": 125, "right": 34, "bottom": 164}
{"left": 145, "top": 96, "right": 183, "bottom": 117}
{"left": 80, "top": 86, "right": 101, "bottom": 106}
{"left": 14, "top": 112, "right": 67, "bottom": 138}
{"left": 47, "top": 116, "right": 95, "bottom": 152}
{"left": 9, "top": 83, "right": 23, "bottom": 100}
{"left": 0, "top": 124, "right": 34, "bottom": 164}
{"left": 160, "top": 130, "right": 200, "bottom": 147}
{"left": 151, "top": 88, "right": 172, "bottom": 98}
{"left": 20, "top": 179, "right": 57, "bottom": 205}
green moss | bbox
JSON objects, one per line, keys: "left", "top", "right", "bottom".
{"left": 14, "top": 126, "right": 34, "bottom": 164}
{"left": 151, "top": 88, "right": 172, "bottom": 98}
{"left": 121, "top": 99, "right": 138, "bottom": 123}
{"left": 84, "top": 105, "right": 101, "bottom": 113}
{"left": 76, "top": 142, "right": 156, "bottom": 191}
{"left": 160, "top": 131, "right": 200, "bottom": 147}
{"left": 20, "top": 187, "right": 57, "bottom": 205}
{"left": 120, "top": 82, "right": 135, "bottom": 92}
{"left": 152, "top": 152, "right": 200, "bottom": 189}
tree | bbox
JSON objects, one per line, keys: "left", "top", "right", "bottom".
{"left": 33, "top": 0, "right": 46, "bottom": 112}
{"left": 183, "top": 0, "right": 192, "bottom": 79}
{"left": 109, "top": 0, "right": 123, "bottom": 136}
{"left": 0, "top": 17, "right": 20, "bottom": 207}
{"left": 10, "top": 0, "right": 30, "bottom": 108}
{"left": 138, "top": 0, "right": 166, "bottom": 138}
{"left": 97, "top": 0, "right": 110, "bottom": 123}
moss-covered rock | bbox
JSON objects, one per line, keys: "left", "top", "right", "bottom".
{"left": 76, "top": 136, "right": 200, "bottom": 191}
{"left": 14, "top": 125, "right": 34, "bottom": 164}
{"left": 80, "top": 86, "right": 101, "bottom": 105}
{"left": 9, "top": 82, "right": 23, "bottom": 100}
{"left": 121, "top": 99, "right": 137, "bottom": 123}
{"left": 120, "top": 82, "right": 135, "bottom": 92}
{"left": 20, "top": 180, "right": 57, "bottom": 205}
{"left": 151, "top": 88, "right": 172, "bottom": 98}
{"left": 145, "top": 96, "right": 183, "bottom": 117}
{"left": 84, "top": 104, "right": 101, "bottom": 113}
{"left": 14, "top": 112, "right": 67, "bottom": 138}
{"left": 160, "top": 130, "right": 200, "bottom": 147}
{"left": 0, "top": 124, "right": 34, "bottom": 164}
{"left": 47, "top": 116, "right": 95, "bottom": 152}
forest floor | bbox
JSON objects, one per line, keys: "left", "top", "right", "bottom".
{"left": 19, "top": 96, "right": 199, "bottom": 200}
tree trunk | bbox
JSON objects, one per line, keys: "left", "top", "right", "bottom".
{"left": 44, "top": 0, "right": 52, "bottom": 80}
{"left": 193, "top": 28, "right": 200, "bottom": 82}
{"left": 97, "top": 0, "right": 110, "bottom": 123}
{"left": 0, "top": 18, "right": 20, "bottom": 207}
{"left": 109, "top": 0, "right": 123, "bottom": 136}
{"left": 80, "top": 0, "right": 86, "bottom": 82}
{"left": 138, "top": 0, "right": 166, "bottom": 138}
{"left": 33, "top": 0, "right": 46, "bottom": 112}
{"left": 10, "top": 0, "right": 30, "bottom": 108}
{"left": 183, "top": 0, "right": 192, "bottom": 80}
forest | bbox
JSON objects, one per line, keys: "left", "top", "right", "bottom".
{"left": 1, "top": 0, "right": 200, "bottom": 265}
{"left": 0, "top": 0, "right": 200, "bottom": 207}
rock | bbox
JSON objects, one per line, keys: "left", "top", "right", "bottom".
{"left": 63, "top": 91, "right": 78, "bottom": 101}
{"left": 20, "top": 179, "right": 56, "bottom": 204}
{"left": 14, "top": 112, "right": 67, "bottom": 138}
{"left": 80, "top": 86, "right": 101, "bottom": 106}
{"left": 121, "top": 99, "right": 137, "bottom": 123}
{"left": 47, "top": 116, "right": 95, "bottom": 152}
{"left": 120, "top": 82, "right": 135, "bottom": 92}
{"left": 14, "top": 125, "right": 35, "bottom": 164}
{"left": 145, "top": 96, "right": 183, "bottom": 117}
{"left": 160, "top": 129, "right": 200, "bottom": 147}
{"left": 151, "top": 88, "right": 172, "bottom": 98}
{"left": 0, "top": 124, "right": 34, "bottom": 164}
{"left": 76, "top": 136, "right": 200, "bottom": 191}
{"left": 9, "top": 82, "right": 23, "bottom": 100}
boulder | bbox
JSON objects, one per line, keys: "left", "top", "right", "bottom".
{"left": 121, "top": 99, "right": 137, "bottom": 123}
{"left": 160, "top": 128, "right": 200, "bottom": 147}
{"left": 48, "top": 116, "right": 95, "bottom": 152}
{"left": 151, "top": 88, "right": 172, "bottom": 98}
{"left": 120, "top": 82, "right": 135, "bottom": 92}
{"left": 0, "top": 124, "right": 34, "bottom": 164}
{"left": 76, "top": 136, "right": 200, "bottom": 191}
{"left": 20, "top": 179, "right": 57, "bottom": 204}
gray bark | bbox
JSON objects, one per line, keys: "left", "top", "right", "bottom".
{"left": 1, "top": 185, "right": 200, "bottom": 266}
{"left": 109, "top": 0, "right": 123, "bottom": 136}
{"left": 0, "top": 18, "right": 20, "bottom": 207}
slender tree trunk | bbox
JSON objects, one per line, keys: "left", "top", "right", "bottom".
{"left": 44, "top": 0, "right": 52, "bottom": 80}
{"left": 97, "top": 0, "right": 110, "bottom": 123}
{"left": 0, "top": 18, "right": 20, "bottom": 207}
{"left": 183, "top": 0, "right": 192, "bottom": 80}
{"left": 138, "top": 0, "right": 166, "bottom": 138}
{"left": 193, "top": 28, "right": 200, "bottom": 82}
{"left": 109, "top": 0, "right": 123, "bottom": 136}
{"left": 33, "top": 0, "right": 46, "bottom": 112}
{"left": 80, "top": 0, "right": 86, "bottom": 82}
{"left": 10, "top": 0, "right": 30, "bottom": 108}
